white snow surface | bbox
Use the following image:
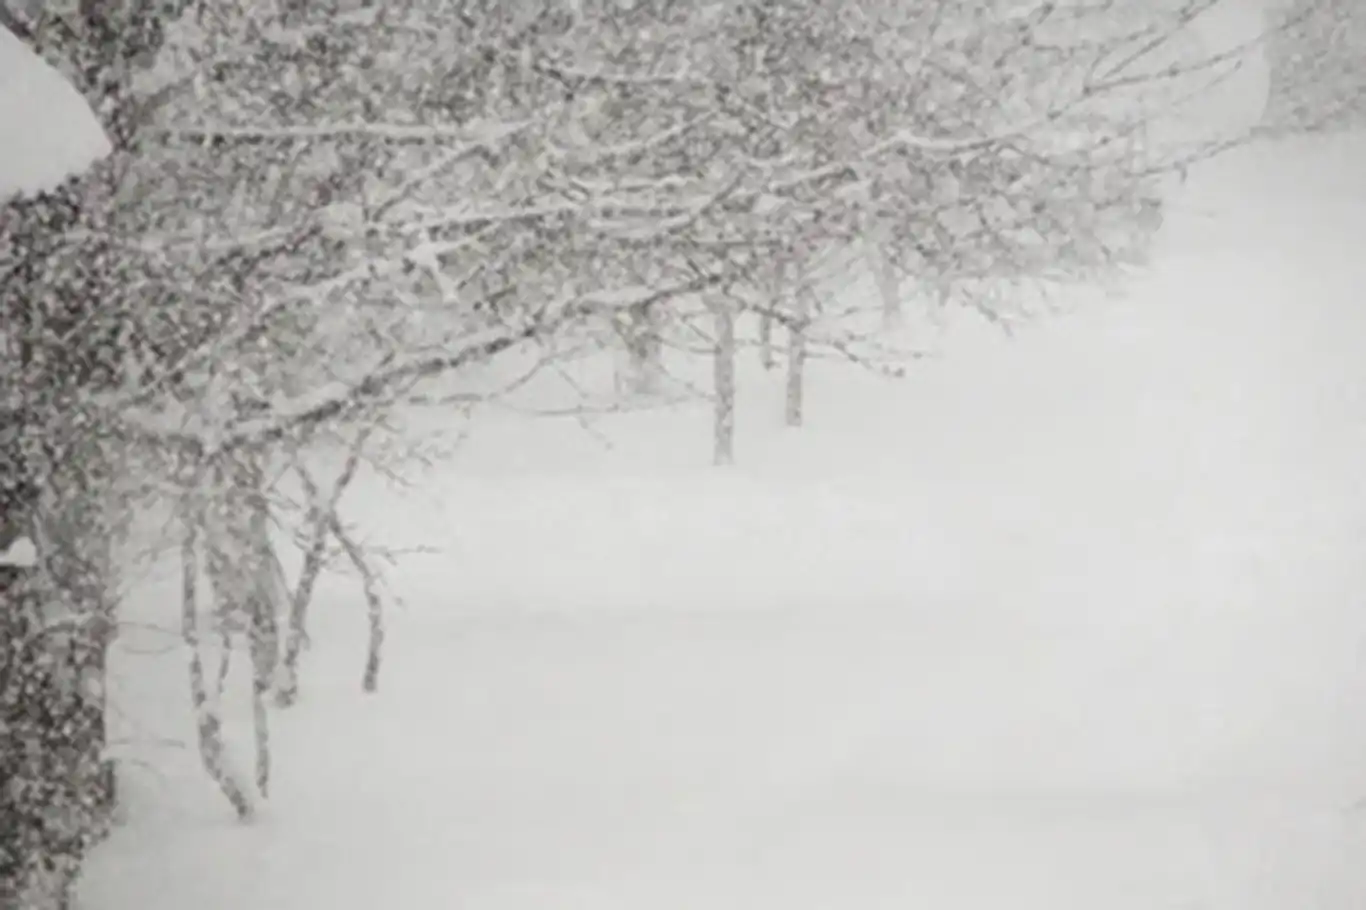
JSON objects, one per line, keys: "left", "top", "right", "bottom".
{"left": 0, "top": 23, "right": 109, "bottom": 199}
{"left": 83, "top": 132, "right": 1366, "bottom": 908}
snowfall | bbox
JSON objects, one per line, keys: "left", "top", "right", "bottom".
{"left": 7, "top": 9, "right": 1366, "bottom": 910}
{"left": 67, "top": 132, "right": 1366, "bottom": 908}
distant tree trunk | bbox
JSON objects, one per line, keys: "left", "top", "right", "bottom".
{"left": 759, "top": 262, "right": 784, "bottom": 371}
{"left": 241, "top": 448, "right": 278, "bottom": 798}
{"left": 785, "top": 287, "right": 811, "bottom": 428}
{"left": 614, "top": 302, "right": 664, "bottom": 397}
{"left": 710, "top": 297, "right": 736, "bottom": 466}
{"left": 327, "top": 516, "right": 384, "bottom": 694}
{"left": 871, "top": 238, "right": 902, "bottom": 329}
{"left": 758, "top": 309, "right": 775, "bottom": 370}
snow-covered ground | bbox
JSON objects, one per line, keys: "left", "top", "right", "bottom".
{"left": 81, "top": 131, "right": 1366, "bottom": 908}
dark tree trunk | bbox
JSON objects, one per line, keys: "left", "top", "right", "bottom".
{"left": 711, "top": 298, "right": 736, "bottom": 466}
{"left": 784, "top": 287, "right": 811, "bottom": 428}
{"left": 0, "top": 3, "right": 198, "bottom": 901}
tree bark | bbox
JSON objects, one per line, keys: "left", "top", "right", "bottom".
{"left": 758, "top": 310, "right": 775, "bottom": 370}
{"left": 327, "top": 515, "right": 384, "bottom": 694}
{"left": 0, "top": 4, "right": 209, "bottom": 894}
{"left": 275, "top": 465, "right": 329, "bottom": 709}
{"left": 871, "top": 238, "right": 902, "bottom": 330}
{"left": 785, "top": 287, "right": 811, "bottom": 428}
{"left": 239, "top": 448, "right": 279, "bottom": 799}
{"left": 759, "top": 260, "right": 784, "bottom": 371}
{"left": 711, "top": 297, "right": 736, "bottom": 466}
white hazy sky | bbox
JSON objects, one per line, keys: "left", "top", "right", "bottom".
{"left": 0, "top": 20, "right": 110, "bottom": 199}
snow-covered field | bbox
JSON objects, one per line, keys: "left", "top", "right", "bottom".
{"left": 81, "top": 131, "right": 1366, "bottom": 909}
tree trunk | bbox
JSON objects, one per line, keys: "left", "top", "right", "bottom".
{"left": 275, "top": 469, "right": 329, "bottom": 708}
{"left": 0, "top": 4, "right": 205, "bottom": 897}
{"left": 328, "top": 516, "right": 384, "bottom": 694}
{"left": 758, "top": 311, "right": 775, "bottom": 370}
{"left": 0, "top": 563, "right": 48, "bottom": 908}
{"left": 0, "top": 322, "right": 120, "bottom": 910}
{"left": 872, "top": 239, "right": 902, "bottom": 330}
{"left": 785, "top": 287, "right": 811, "bottom": 428}
{"left": 759, "top": 260, "right": 785, "bottom": 371}
{"left": 278, "top": 433, "right": 369, "bottom": 706}
{"left": 239, "top": 449, "right": 279, "bottom": 799}
{"left": 711, "top": 298, "right": 736, "bottom": 466}
{"left": 615, "top": 302, "right": 664, "bottom": 397}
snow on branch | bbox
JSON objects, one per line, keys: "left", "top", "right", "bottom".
{"left": 152, "top": 118, "right": 535, "bottom": 146}
{"left": 117, "top": 276, "right": 722, "bottom": 456}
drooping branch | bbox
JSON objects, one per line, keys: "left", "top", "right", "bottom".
{"left": 118, "top": 274, "right": 725, "bottom": 458}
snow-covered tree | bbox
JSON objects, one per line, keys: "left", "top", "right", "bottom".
{"left": 0, "top": 0, "right": 1307, "bottom": 899}
{"left": 616, "top": 0, "right": 1273, "bottom": 451}
{"left": 0, "top": 9, "right": 126, "bottom": 906}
